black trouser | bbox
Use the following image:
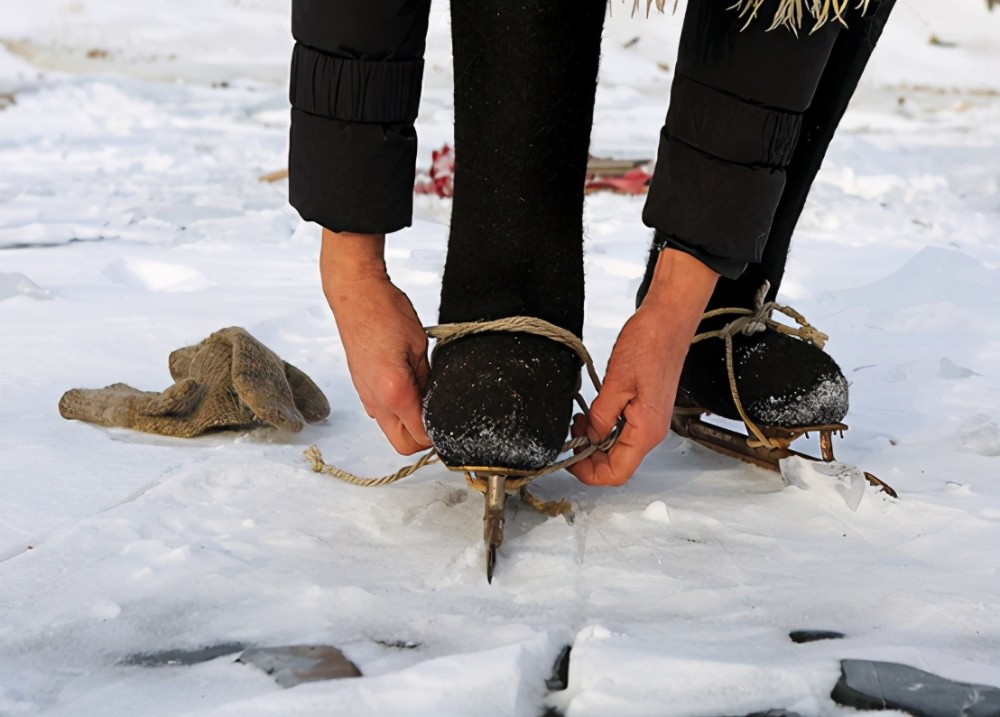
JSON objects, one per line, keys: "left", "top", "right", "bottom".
{"left": 288, "top": 0, "right": 895, "bottom": 320}
{"left": 438, "top": 0, "right": 605, "bottom": 337}
{"left": 645, "top": 2, "right": 840, "bottom": 280}
{"left": 711, "top": 1, "right": 896, "bottom": 308}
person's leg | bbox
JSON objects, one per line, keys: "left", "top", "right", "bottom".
{"left": 424, "top": 0, "right": 606, "bottom": 469}
{"left": 712, "top": 0, "right": 897, "bottom": 309}
{"left": 668, "top": 2, "right": 898, "bottom": 428}
{"left": 439, "top": 0, "right": 606, "bottom": 335}
{"left": 638, "top": 1, "right": 894, "bottom": 428}
{"left": 641, "top": 0, "right": 842, "bottom": 283}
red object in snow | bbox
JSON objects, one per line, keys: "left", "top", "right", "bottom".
{"left": 414, "top": 144, "right": 653, "bottom": 197}
{"left": 414, "top": 144, "right": 455, "bottom": 197}
{"left": 583, "top": 166, "right": 653, "bottom": 195}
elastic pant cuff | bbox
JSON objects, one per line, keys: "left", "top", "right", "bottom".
{"left": 654, "top": 232, "right": 747, "bottom": 281}
{"left": 290, "top": 43, "right": 424, "bottom": 124}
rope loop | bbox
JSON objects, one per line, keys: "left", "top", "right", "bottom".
{"left": 306, "top": 317, "right": 621, "bottom": 492}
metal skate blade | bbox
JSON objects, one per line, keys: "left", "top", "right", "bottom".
{"left": 486, "top": 545, "right": 497, "bottom": 584}
{"left": 482, "top": 473, "right": 507, "bottom": 584}
{"left": 671, "top": 411, "right": 897, "bottom": 498}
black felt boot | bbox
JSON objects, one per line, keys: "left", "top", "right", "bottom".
{"left": 676, "top": 311, "right": 850, "bottom": 429}
{"left": 422, "top": 0, "right": 605, "bottom": 470}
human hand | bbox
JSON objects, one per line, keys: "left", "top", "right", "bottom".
{"left": 320, "top": 230, "right": 432, "bottom": 455}
{"left": 568, "top": 248, "right": 718, "bottom": 486}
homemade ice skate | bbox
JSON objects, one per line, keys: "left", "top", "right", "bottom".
{"left": 671, "top": 287, "right": 896, "bottom": 498}
{"left": 307, "top": 316, "right": 619, "bottom": 584}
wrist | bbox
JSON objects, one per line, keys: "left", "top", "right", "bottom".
{"left": 640, "top": 247, "right": 719, "bottom": 328}
{"left": 320, "top": 228, "right": 388, "bottom": 284}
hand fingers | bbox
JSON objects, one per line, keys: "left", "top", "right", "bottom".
{"left": 396, "top": 395, "right": 431, "bottom": 449}
{"left": 568, "top": 375, "right": 632, "bottom": 485}
{"left": 400, "top": 357, "right": 432, "bottom": 447}
{"left": 568, "top": 422, "right": 650, "bottom": 486}
{"left": 370, "top": 366, "right": 431, "bottom": 453}
{"left": 373, "top": 412, "right": 428, "bottom": 455}
{"left": 585, "top": 376, "right": 632, "bottom": 444}
{"left": 570, "top": 414, "right": 588, "bottom": 455}
{"left": 411, "top": 347, "right": 431, "bottom": 395}
{"left": 593, "top": 420, "right": 658, "bottom": 486}
{"left": 566, "top": 451, "right": 602, "bottom": 484}
{"left": 569, "top": 399, "right": 669, "bottom": 487}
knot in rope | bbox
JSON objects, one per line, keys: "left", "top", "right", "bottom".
{"left": 689, "top": 283, "right": 829, "bottom": 450}
{"left": 701, "top": 301, "right": 828, "bottom": 349}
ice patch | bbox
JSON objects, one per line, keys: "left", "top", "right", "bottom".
{"left": 103, "top": 258, "right": 212, "bottom": 292}
{"left": 121, "top": 643, "right": 248, "bottom": 667}
{"left": 957, "top": 414, "right": 1000, "bottom": 457}
{"left": 939, "top": 356, "right": 979, "bottom": 379}
{"left": 641, "top": 500, "right": 671, "bottom": 523}
{"left": 780, "top": 456, "right": 869, "bottom": 511}
{"left": 0, "top": 272, "right": 51, "bottom": 301}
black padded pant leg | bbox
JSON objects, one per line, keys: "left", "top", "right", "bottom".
{"left": 288, "top": 0, "right": 431, "bottom": 234}
{"left": 710, "top": 0, "right": 898, "bottom": 310}
{"left": 439, "top": 0, "right": 606, "bottom": 337}
{"left": 642, "top": 0, "right": 842, "bottom": 279}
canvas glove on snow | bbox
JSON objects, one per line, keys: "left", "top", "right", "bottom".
{"left": 59, "top": 327, "right": 330, "bottom": 437}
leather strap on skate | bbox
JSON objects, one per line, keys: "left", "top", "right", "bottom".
{"left": 690, "top": 282, "right": 829, "bottom": 450}
{"left": 305, "top": 317, "right": 621, "bottom": 513}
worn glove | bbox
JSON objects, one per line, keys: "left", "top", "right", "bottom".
{"left": 59, "top": 327, "right": 330, "bottom": 437}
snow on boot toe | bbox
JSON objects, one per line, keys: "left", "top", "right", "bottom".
{"left": 681, "top": 329, "right": 849, "bottom": 429}
{"left": 423, "top": 332, "right": 579, "bottom": 471}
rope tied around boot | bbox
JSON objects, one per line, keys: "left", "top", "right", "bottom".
{"left": 305, "top": 317, "right": 621, "bottom": 512}
{"left": 690, "top": 282, "right": 829, "bottom": 450}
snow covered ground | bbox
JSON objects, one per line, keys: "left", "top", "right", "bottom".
{"left": 2, "top": 1, "right": 1000, "bottom": 715}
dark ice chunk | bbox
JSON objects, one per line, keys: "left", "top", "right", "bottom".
{"left": 789, "top": 630, "right": 845, "bottom": 644}
{"left": 120, "top": 642, "right": 248, "bottom": 667}
{"left": 546, "top": 645, "right": 572, "bottom": 691}
{"left": 832, "top": 659, "right": 1000, "bottom": 717}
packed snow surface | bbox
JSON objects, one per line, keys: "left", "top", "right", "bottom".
{"left": 2, "top": 1, "right": 1000, "bottom": 715}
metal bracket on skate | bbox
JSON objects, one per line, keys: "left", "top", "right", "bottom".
{"left": 670, "top": 407, "right": 897, "bottom": 498}
{"left": 448, "top": 465, "right": 532, "bottom": 584}
{"left": 448, "top": 418, "right": 623, "bottom": 583}
{"left": 481, "top": 473, "right": 507, "bottom": 584}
